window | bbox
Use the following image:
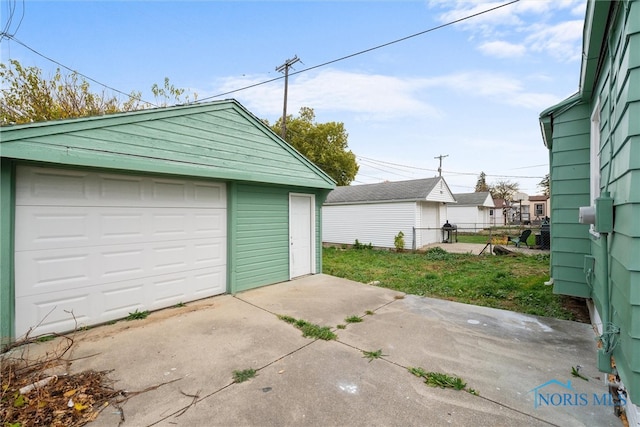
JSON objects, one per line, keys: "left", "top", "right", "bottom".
{"left": 535, "top": 203, "right": 544, "bottom": 217}
{"left": 590, "top": 100, "right": 601, "bottom": 205}
{"left": 489, "top": 209, "right": 494, "bottom": 216}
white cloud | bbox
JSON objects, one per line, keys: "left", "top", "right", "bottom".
{"left": 208, "top": 68, "right": 562, "bottom": 123}
{"left": 423, "top": 71, "right": 563, "bottom": 110}
{"left": 526, "top": 20, "right": 584, "bottom": 62}
{"left": 428, "top": 0, "right": 584, "bottom": 63}
{"left": 213, "top": 69, "right": 443, "bottom": 120}
{"left": 478, "top": 40, "right": 526, "bottom": 58}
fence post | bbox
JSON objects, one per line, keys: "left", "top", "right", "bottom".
{"left": 412, "top": 227, "right": 416, "bottom": 251}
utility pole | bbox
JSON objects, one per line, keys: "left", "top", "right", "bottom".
{"left": 276, "top": 55, "right": 300, "bottom": 139}
{"left": 434, "top": 154, "right": 448, "bottom": 176}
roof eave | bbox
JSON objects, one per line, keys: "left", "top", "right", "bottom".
{"left": 538, "top": 0, "right": 615, "bottom": 150}
{"left": 579, "top": 0, "right": 614, "bottom": 101}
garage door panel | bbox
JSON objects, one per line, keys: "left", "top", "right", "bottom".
{"left": 15, "top": 165, "right": 228, "bottom": 337}
{"left": 17, "top": 166, "right": 226, "bottom": 208}
{"left": 15, "top": 292, "right": 92, "bottom": 340}
{"left": 15, "top": 266, "right": 226, "bottom": 337}
{"left": 16, "top": 168, "right": 91, "bottom": 205}
{"left": 15, "top": 237, "right": 226, "bottom": 297}
{"left": 16, "top": 206, "right": 225, "bottom": 251}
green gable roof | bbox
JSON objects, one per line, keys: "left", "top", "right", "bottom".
{"left": 0, "top": 99, "right": 335, "bottom": 190}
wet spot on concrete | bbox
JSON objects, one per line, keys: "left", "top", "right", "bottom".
{"left": 338, "top": 382, "right": 358, "bottom": 394}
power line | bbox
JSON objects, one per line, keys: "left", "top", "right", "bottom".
{"left": 0, "top": 0, "right": 24, "bottom": 42}
{"left": 2, "top": 0, "right": 518, "bottom": 111}
{"left": 196, "top": 0, "right": 520, "bottom": 103}
{"left": 358, "top": 155, "right": 544, "bottom": 179}
{"left": 2, "top": 34, "right": 157, "bottom": 107}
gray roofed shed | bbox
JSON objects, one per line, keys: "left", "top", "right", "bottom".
{"left": 453, "top": 192, "right": 495, "bottom": 207}
{"left": 325, "top": 177, "right": 448, "bottom": 204}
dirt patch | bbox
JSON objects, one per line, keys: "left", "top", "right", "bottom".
{"left": 562, "top": 296, "right": 591, "bottom": 323}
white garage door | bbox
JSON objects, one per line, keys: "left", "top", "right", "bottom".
{"left": 14, "top": 166, "right": 227, "bottom": 337}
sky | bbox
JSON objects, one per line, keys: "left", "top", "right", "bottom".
{"left": 0, "top": 0, "right": 587, "bottom": 195}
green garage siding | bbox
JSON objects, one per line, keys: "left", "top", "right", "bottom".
{"left": 0, "top": 103, "right": 333, "bottom": 190}
{"left": 229, "top": 183, "right": 329, "bottom": 293}
{"left": 232, "top": 184, "right": 290, "bottom": 292}
{"left": 1, "top": 100, "right": 335, "bottom": 343}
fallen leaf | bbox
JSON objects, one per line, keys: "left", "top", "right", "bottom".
{"left": 74, "top": 402, "right": 89, "bottom": 411}
{"left": 64, "top": 389, "right": 77, "bottom": 397}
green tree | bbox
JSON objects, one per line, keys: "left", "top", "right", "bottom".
{"left": 475, "top": 172, "right": 490, "bottom": 192}
{"left": 1, "top": 60, "right": 195, "bottom": 125}
{"left": 538, "top": 173, "right": 550, "bottom": 196}
{"left": 489, "top": 180, "right": 519, "bottom": 201}
{"left": 151, "top": 77, "right": 197, "bottom": 107}
{"left": 0, "top": 59, "right": 145, "bottom": 125}
{"left": 270, "top": 107, "right": 359, "bottom": 186}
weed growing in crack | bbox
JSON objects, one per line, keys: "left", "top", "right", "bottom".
{"left": 408, "top": 367, "right": 477, "bottom": 394}
{"left": 277, "top": 315, "right": 337, "bottom": 340}
{"left": 232, "top": 368, "right": 257, "bottom": 383}
{"left": 345, "top": 315, "right": 363, "bottom": 323}
{"left": 362, "top": 349, "right": 386, "bottom": 362}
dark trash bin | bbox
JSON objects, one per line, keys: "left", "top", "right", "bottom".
{"left": 540, "top": 221, "right": 550, "bottom": 250}
{"left": 442, "top": 221, "right": 458, "bottom": 243}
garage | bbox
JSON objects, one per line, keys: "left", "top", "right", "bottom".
{"left": 1, "top": 100, "right": 335, "bottom": 342}
{"left": 14, "top": 165, "right": 227, "bottom": 336}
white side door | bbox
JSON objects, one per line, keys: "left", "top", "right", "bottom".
{"left": 289, "top": 194, "right": 315, "bottom": 278}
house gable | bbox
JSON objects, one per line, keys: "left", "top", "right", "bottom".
{"left": 0, "top": 100, "right": 335, "bottom": 190}
{"left": 452, "top": 192, "right": 494, "bottom": 207}
{"left": 324, "top": 177, "right": 455, "bottom": 205}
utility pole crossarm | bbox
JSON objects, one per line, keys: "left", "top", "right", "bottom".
{"left": 434, "top": 154, "right": 449, "bottom": 177}
{"left": 276, "top": 55, "right": 301, "bottom": 139}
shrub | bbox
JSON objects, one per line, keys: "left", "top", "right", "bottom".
{"left": 394, "top": 231, "right": 405, "bottom": 252}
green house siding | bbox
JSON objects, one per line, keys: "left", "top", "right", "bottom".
{"left": 547, "top": 103, "right": 592, "bottom": 298}
{"left": 597, "top": 2, "right": 640, "bottom": 405}
{"left": 541, "top": 0, "right": 640, "bottom": 407}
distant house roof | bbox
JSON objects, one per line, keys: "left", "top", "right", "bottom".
{"left": 493, "top": 198, "right": 509, "bottom": 208}
{"left": 324, "top": 177, "right": 455, "bottom": 204}
{"left": 452, "top": 192, "right": 495, "bottom": 207}
{"left": 529, "top": 195, "right": 550, "bottom": 202}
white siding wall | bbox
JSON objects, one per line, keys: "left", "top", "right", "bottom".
{"left": 426, "top": 179, "right": 452, "bottom": 203}
{"left": 322, "top": 202, "right": 416, "bottom": 249}
{"left": 446, "top": 206, "right": 492, "bottom": 232}
{"left": 419, "top": 202, "right": 441, "bottom": 247}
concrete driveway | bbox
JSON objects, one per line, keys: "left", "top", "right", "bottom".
{"left": 37, "top": 275, "right": 619, "bottom": 426}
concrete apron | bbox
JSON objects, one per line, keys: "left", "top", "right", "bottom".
{"left": 28, "top": 275, "right": 618, "bottom": 426}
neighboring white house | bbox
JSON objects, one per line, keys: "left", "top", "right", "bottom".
{"left": 447, "top": 192, "right": 495, "bottom": 232}
{"left": 322, "top": 177, "right": 456, "bottom": 250}
{"left": 492, "top": 198, "right": 509, "bottom": 226}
